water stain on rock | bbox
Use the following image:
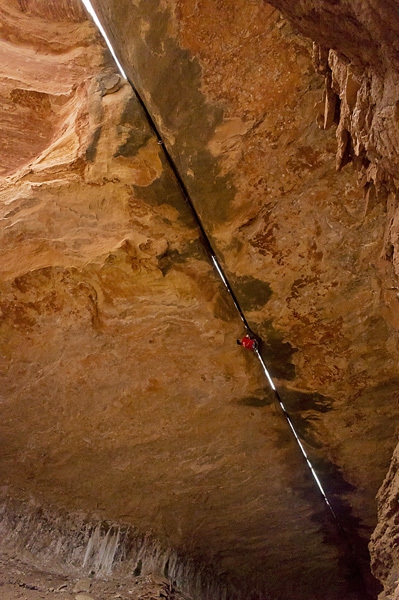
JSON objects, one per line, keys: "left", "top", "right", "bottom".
{"left": 113, "top": 0, "right": 236, "bottom": 229}
{"left": 237, "top": 395, "right": 274, "bottom": 408}
{"left": 277, "top": 389, "right": 334, "bottom": 448}
{"left": 85, "top": 126, "right": 102, "bottom": 162}
{"left": 213, "top": 291, "right": 239, "bottom": 323}
{"left": 255, "top": 319, "right": 297, "bottom": 380}
{"left": 279, "top": 388, "right": 333, "bottom": 413}
{"left": 157, "top": 240, "right": 205, "bottom": 275}
{"left": 228, "top": 275, "right": 272, "bottom": 312}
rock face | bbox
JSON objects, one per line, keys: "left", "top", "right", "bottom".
{"left": 262, "top": 3, "right": 399, "bottom": 597}
{"left": 0, "top": 1, "right": 371, "bottom": 599}
{"left": 90, "top": 0, "right": 399, "bottom": 596}
{"left": 266, "top": 0, "right": 399, "bottom": 271}
{"left": 1, "top": 0, "right": 399, "bottom": 599}
{"left": 0, "top": 0, "right": 89, "bottom": 177}
{"left": 370, "top": 444, "right": 399, "bottom": 600}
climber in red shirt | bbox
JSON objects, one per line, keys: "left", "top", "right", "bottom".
{"left": 237, "top": 334, "right": 258, "bottom": 351}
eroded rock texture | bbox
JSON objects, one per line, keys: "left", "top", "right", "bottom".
{"left": 0, "top": 1, "right": 371, "bottom": 599}
{"left": 370, "top": 444, "right": 399, "bottom": 600}
{"left": 90, "top": 0, "right": 399, "bottom": 595}
{"left": 1, "top": 0, "right": 399, "bottom": 598}
{"left": 261, "top": 3, "right": 399, "bottom": 598}
{"left": 266, "top": 0, "right": 399, "bottom": 269}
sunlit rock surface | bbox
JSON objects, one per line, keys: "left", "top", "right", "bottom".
{"left": 1, "top": 0, "right": 399, "bottom": 598}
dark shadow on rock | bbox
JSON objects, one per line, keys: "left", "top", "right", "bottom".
{"left": 278, "top": 388, "right": 334, "bottom": 448}
{"left": 252, "top": 319, "right": 297, "bottom": 380}
{"left": 236, "top": 395, "right": 274, "bottom": 408}
{"left": 114, "top": 95, "right": 153, "bottom": 157}
{"left": 227, "top": 274, "right": 273, "bottom": 312}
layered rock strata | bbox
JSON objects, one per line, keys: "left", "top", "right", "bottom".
{"left": 370, "top": 444, "right": 399, "bottom": 600}
{"left": 90, "top": 0, "right": 399, "bottom": 596}
{"left": 266, "top": 0, "right": 399, "bottom": 274}
{"left": 260, "top": 3, "right": 399, "bottom": 598}
{"left": 0, "top": 1, "right": 371, "bottom": 599}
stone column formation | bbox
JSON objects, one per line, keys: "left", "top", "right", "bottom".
{"left": 0, "top": 0, "right": 399, "bottom": 599}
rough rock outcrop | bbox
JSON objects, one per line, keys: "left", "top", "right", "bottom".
{"left": 0, "top": 1, "right": 370, "bottom": 599}
{"left": 90, "top": 0, "right": 399, "bottom": 595}
{"left": 261, "top": 3, "right": 399, "bottom": 597}
{"left": 266, "top": 0, "right": 399, "bottom": 268}
{"left": 370, "top": 444, "right": 399, "bottom": 600}
{"left": 2, "top": 0, "right": 399, "bottom": 598}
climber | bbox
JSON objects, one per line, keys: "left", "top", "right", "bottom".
{"left": 237, "top": 334, "right": 258, "bottom": 351}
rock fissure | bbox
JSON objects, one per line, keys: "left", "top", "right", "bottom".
{"left": 82, "top": 3, "right": 366, "bottom": 564}
{"left": 1, "top": 0, "right": 399, "bottom": 599}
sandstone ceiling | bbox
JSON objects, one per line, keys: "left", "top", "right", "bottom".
{"left": 1, "top": 1, "right": 399, "bottom": 599}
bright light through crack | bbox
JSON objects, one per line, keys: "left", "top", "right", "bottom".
{"left": 255, "top": 348, "right": 332, "bottom": 506}
{"left": 81, "top": 0, "right": 335, "bottom": 517}
{"left": 81, "top": 0, "right": 127, "bottom": 80}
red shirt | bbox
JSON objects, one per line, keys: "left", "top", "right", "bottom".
{"left": 240, "top": 336, "right": 256, "bottom": 350}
